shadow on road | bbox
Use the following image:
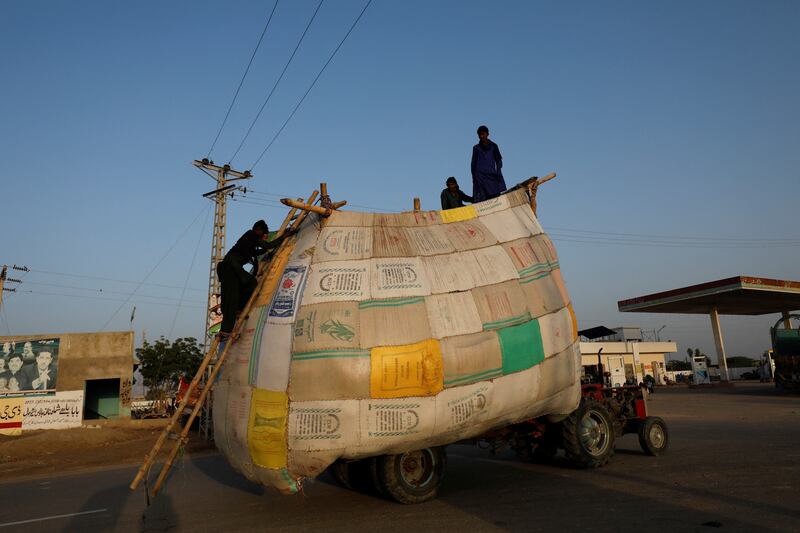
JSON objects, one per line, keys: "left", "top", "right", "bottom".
{"left": 189, "top": 453, "right": 265, "bottom": 496}
{"left": 435, "top": 447, "right": 771, "bottom": 532}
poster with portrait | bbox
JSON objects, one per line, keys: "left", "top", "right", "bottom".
{"left": 0, "top": 338, "right": 60, "bottom": 397}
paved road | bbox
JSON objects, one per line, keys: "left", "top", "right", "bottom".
{"left": 1, "top": 384, "right": 798, "bottom": 532}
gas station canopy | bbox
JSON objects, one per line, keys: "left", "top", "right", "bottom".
{"left": 617, "top": 276, "right": 800, "bottom": 382}
{"left": 617, "top": 276, "right": 800, "bottom": 316}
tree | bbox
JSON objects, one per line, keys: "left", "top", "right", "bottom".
{"left": 686, "top": 347, "right": 713, "bottom": 366}
{"left": 726, "top": 356, "right": 759, "bottom": 368}
{"left": 667, "top": 360, "right": 691, "bottom": 371}
{"left": 136, "top": 337, "right": 204, "bottom": 400}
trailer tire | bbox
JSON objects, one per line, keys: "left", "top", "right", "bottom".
{"left": 329, "top": 459, "right": 374, "bottom": 491}
{"left": 329, "top": 459, "right": 355, "bottom": 489}
{"left": 638, "top": 416, "right": 669, "bottom": 456}
{"left": 376, "top": 447, "right": 446, "bottom": 504}
{"left": 561, "top": 398, "right": 615, "bottom": 468}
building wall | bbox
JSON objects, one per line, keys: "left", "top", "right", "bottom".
{"left": 0, "top": 331, "right": 134, "bottom": 419}
{"left": 579, "top": 341, "right": 677, "bottom": 385}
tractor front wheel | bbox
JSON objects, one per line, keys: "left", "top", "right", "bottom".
{"left": 638, "top": 416, "right": 669, "bottom": 456}
{"left": 375, "top": 447, "right": 447, "bottom": 504}
{"left": 561, "top": 398, "right": 615, "bottom": 468}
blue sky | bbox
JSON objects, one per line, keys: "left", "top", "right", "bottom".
{"left": 1, "top": 0, "right": 797, "bottom": 360}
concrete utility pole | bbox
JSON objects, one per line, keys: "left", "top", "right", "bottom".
{"left": 192, "top": 158, "right": 252, "bottom": 440}
{"left": 0, "top": 265, "right": 26, "bottom": 333}
{"left": 0, "top": 266, "right": 6, "bottom": 311}
{"left": 193, "top": 159, "right": 252, "bottom": 346}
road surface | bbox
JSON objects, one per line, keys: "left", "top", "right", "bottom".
{"left": 1, "top": 384, "right": 798, "bottom": 532}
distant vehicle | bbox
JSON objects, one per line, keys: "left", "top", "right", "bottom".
{"left": 772, "top": 314, "right": 800, "bottom": 393}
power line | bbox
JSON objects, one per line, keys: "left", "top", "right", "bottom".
{"left": 231, "top": 198, "right": 288, "bottom": 210}
{"left": 249, "top": 188, "right": 796, "bottom": 241}
{"left": 250, "top": 0, "right": 373, "bottom": 169}
{"left": 549, "top": 234, "right": 800, "bottom": 249}
{"left": 207, "top": 0, "right": 281, "bottom": 158}
{"left": 229, "top": 0, "right": 325, "bottom": 164}
{"left": 27, "top": 269, "right": 206, "bottom": 292}
{"left": 13, "top": 288, "right": 205, "bottom": 310}
{"left": 101, "top": 205, "right": 209, "bottom": 331}
{"left": 11, "top": 280, "right": 205, "bottom": 304}
{"left": 169, "top": 205, "right": 212, "bottom": 338}
{"left": 548, "top": 226, "right": 800, "bottom": 244}
{"left": 247, "top": 188, "right": 395, "bottom": 212}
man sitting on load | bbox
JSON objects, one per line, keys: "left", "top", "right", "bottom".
{"left": 440, "top": 176, "right": 473, "bottom": 210}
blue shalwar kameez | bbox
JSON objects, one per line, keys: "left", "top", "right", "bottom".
{"left": 471, "top": 141, "right": 506, "bottom": 201}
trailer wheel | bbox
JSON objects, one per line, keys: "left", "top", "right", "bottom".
{"left": 329, "top": 459, "right": 355, "bottom": 489}
{"left": 561, "top": 398, "right": 615, "bottom": 468}
{"left": 376, "top": 447, "right": 446, "bottom": 504}
{"left": 329, "top": 459, "right": 374, "bottom": 491}
{"left": 638, "top": 416, "right": 669, "bottom": 456}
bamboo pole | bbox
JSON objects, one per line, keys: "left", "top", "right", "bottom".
{"left": 287, "top": 190, "right": 319, "bottom": 226}
{"left": 273, "top": 198, "right": 302, "bottom": 238}
{"left": 524, "top": 173, "right": 556, "bottom": 217}
{"left": 413, "top": 198, "right": 421, "bottom": 212}
{"left": 149, "top": 193, "right": 313, "bottom": 496}
{"left": 129, "top": 335, "right": 221, "bottom": 491}
{"left": 131, "top": 190, "right": 315, "bottom": 495}
{"left": 331, "top": 200, "right": 347, "bottom": 210}
{"left": 320, "top": 182, "right": 333, "bottom": 209}
{"left": 281, "top": 198, "right": 333, "bottom": 216}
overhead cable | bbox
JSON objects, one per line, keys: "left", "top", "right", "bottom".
{"left": 100, "top": 205, "right": 209, "bottom": 331}
{"left": 169, "top": 205, "right": 212, "bottom": 338}
{"left": 250, "top": 0, "right": 373, "bottom": 169}
{"left": 14, "top": 289, "right": 205, "bottom": 310}
{"left": 27, "top": 269, "right": 206, "bottom": 292}
{"left": 207, "top": 0, "right": 281, "bottom": 158}
{"left": 230, "top": 0, "right": 326, "bottom": 164}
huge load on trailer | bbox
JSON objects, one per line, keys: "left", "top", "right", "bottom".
{"left": 211, "top": 182, "right": 581, "bottom": 494}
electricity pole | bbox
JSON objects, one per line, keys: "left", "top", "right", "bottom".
{"left": 0, "top": 264, "right": 27, "bottom": 332}
{"left": 192, "top": 158, "right": 251, "bottom": 440}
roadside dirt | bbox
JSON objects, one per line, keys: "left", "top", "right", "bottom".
{"left": 0, "top": 423, "right": 214, "bottom": 482}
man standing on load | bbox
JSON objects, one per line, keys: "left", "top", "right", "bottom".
{"left": 470, "top": 125, "right": 507, "bottom": 201}
{"left": 216, "top": 220, "right": 283, "bottom": 338}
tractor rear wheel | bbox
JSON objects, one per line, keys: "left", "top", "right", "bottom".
{"left": 561, "top": 398, "right": 615, "bottom": 468}
{"left": 375, "top": 447, "right": 447, "bottom": 504}
{"left": 638, "top": 416, "right": 669, "bottom": 456}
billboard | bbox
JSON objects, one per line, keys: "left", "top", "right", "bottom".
{"left": 0, "top": 337, "right": 60, "bottom": 396}
{"left": 0, "top": 390, "right": 83, "bottom": 435}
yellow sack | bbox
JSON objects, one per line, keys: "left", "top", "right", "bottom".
{"left": 439, "top": 205, "right": 477, "bottom": 224}
{"left": 370, "top": 339, "right": 444, "bottom": 398}
{"left": 247, "top": 388, "right": 288, "bottom": 469}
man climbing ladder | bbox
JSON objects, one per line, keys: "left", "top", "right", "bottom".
{"left": 216, "top": 220, "right": 284, "bottom": 338}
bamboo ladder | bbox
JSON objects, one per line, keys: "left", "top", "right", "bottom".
{"left": 129, "top": 188, "right": 322, "bottom": 497}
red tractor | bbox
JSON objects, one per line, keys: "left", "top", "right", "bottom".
{"left": 478, "top": 346, "right": 669, "bottom": 470}
{"left": 329, "top": 349, "right": 669, "bottom": 503}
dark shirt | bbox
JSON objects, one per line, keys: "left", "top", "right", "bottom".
{"left": 440, "top": 188, "right": 474, "bottom": 210}
{"left": 471, "top": 140, "right": 507, "bottom": 202}
{"left": 23, "top": 364, "right": 57, "bottom": 390}
{"left": 1, "top": 369, "right": 32, "bottom": 391}
{"left": 226, "top": 230, "right": 282, "bottom": 265}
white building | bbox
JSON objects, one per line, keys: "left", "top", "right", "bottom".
{"left": 578, "top": 327, "right": 677, "bottom": 386}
